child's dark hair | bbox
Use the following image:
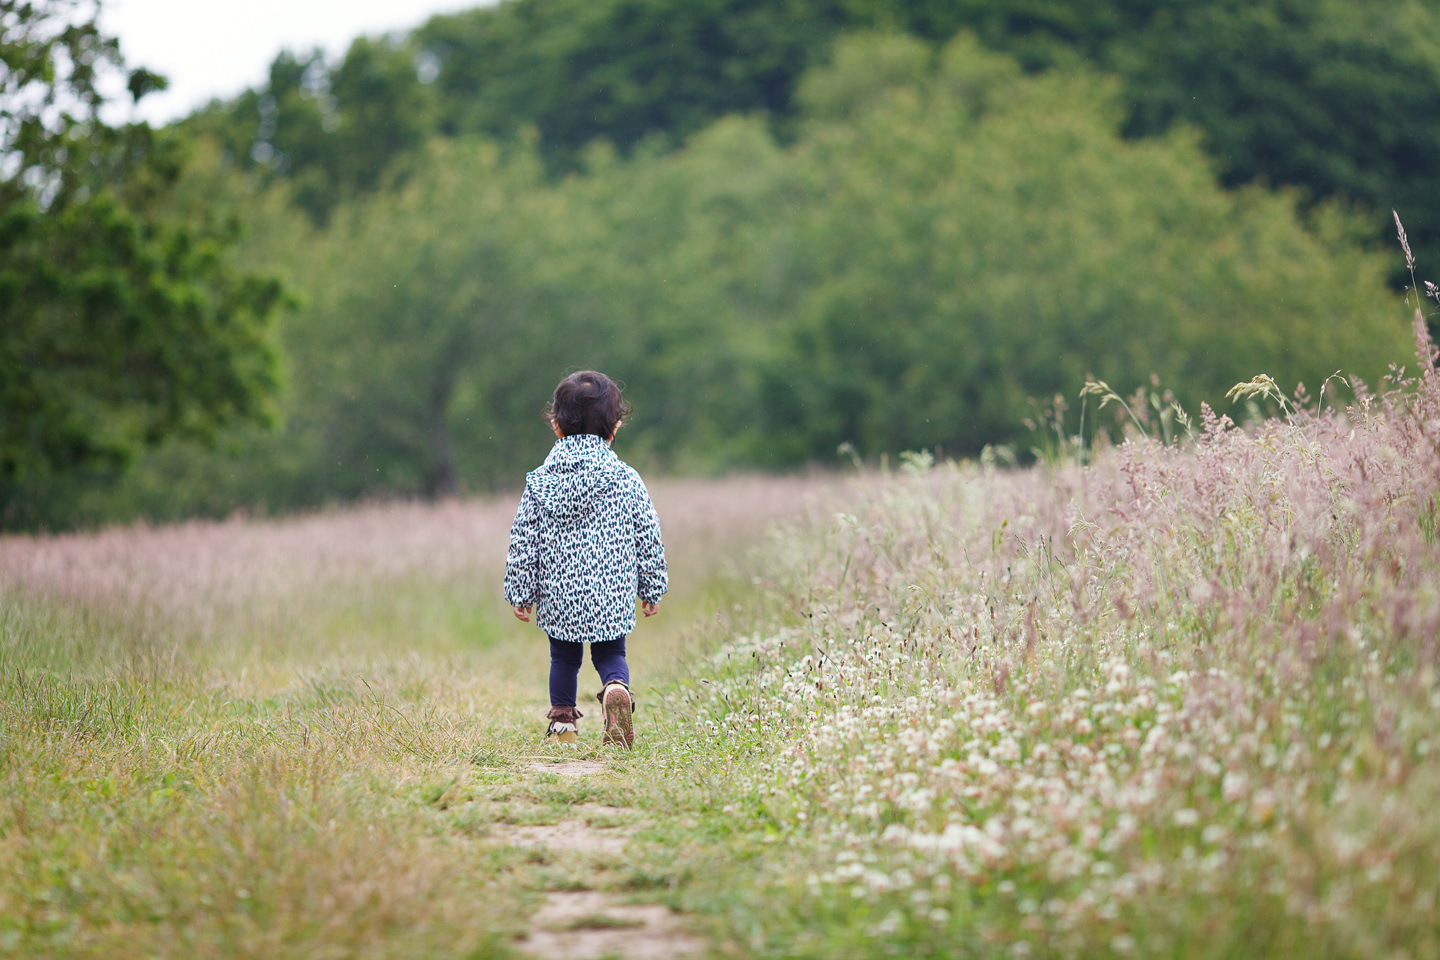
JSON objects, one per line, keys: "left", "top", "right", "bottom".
{"left": 547, "top": 371, "right": 632, "bottom": 439}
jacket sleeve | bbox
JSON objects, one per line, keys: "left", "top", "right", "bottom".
{"left": 503, "top": 484, "right": 541, "bottom": 607}
{"left": 633, "top": 477, "right": 668, "bottom": 604}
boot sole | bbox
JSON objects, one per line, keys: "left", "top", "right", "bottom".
{"left": 601, "top": 686, "right": 634, "bottom": 748}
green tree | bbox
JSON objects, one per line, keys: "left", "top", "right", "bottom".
{"left": 29, "top": 29, "right": 1413, "bottom": 527}
{"left": 283, "top": 33, "right": 1412, "bottom": 483}
{"left": 414, "top": 0, "right": 864, "bottom": 159}
{"left": 1116, "top": 1, "right": 1440, "bottom": 241}
{"left": 0, "top": 1, "right": 285, "bottom": 509}
{"left": 190, "top": 0, "right": 1440, "bottom": 250}
{"left": 286, "top": 140, "right": 577, "bottom": 498}
{"left": 745, "top": 33, "right": 1410, "bottom": 459}
{"left": 186, "top": 37, "right": 438, "bottom": 225}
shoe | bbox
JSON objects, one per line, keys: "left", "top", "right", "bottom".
{"left": 544, "top": 705, "right": 583, "bottom": 744}
{"left": 545, "top": 720, "right": 579, "bottom": 744}
{"left": 597, "top": 680, "right": 635, "bottom": 748}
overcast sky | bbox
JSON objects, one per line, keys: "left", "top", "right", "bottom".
{"left": 100, "top": 0, "right": 495, "bottom": 125}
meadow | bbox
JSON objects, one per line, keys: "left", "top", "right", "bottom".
{"left": 0, "top": 475, "right": 823, "bottom": 957}
{"left": 3, "top": 323, "right": 1440, "bottom": 958}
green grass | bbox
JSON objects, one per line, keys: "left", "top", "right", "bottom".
{"left": 0, "top": 480, "right": 814, "bottom": 958}
{"left": 2, "top": 414, "right": 1439, "bottom": 960}
{"left": 0, "top": 576, "right": 737, "bottom": 958}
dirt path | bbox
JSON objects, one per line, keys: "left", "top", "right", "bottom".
{"left": 503, "top": 760, "right": 706, "bottom": 959}
{"left": 521, "top": 890, "right": 701, "bottom": 960}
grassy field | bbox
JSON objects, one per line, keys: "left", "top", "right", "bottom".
{"left": 0, "top": 475, "right": 827, "bottom": 958}
{"left": 4, "top": 331, "right": 1440, "bottom": 959}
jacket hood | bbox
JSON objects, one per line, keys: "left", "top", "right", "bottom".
{"left": 527, "top": 434, "right": 624, "bottom": 520}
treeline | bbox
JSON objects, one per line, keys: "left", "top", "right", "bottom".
{"left": 3, "top": 0, "right": 1432, "bottom": 529}
{"left": 0, "top": 2, "right": 285, "bottom": 521}
{"left": 191, "top": 0, "right": 1440, "bottom": 245}
{"left": 7, "top": 32, "right": 1411, "bottom": 528}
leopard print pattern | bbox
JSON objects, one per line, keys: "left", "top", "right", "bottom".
{"left": 504, "top": 433, "right": 668, "bottom": 642}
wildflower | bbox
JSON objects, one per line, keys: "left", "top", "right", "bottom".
{"left": 1250, "top": 790, "right": 1277, "bottom": 825}
{"left": 677, "top": 346, "right": 1440, "bottom": 953}
{"left": 1174, "top": 808, "right": 1199, "bottom": 826}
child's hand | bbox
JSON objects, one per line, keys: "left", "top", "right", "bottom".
{"left": 513, "top": 604, "right": 533, "bottom": 622}
{"left": 642, "top": 600, "right": 659, "bottom": 617}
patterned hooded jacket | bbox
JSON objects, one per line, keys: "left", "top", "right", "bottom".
{"left": 503, "top": 433, "right": 668, "bottom": 642}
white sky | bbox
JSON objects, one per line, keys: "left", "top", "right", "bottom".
{"left": 100, "top": 0, "right": 496, "bottom": 125}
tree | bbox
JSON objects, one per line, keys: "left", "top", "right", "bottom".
{"left": 23, "top": 22, "right": 1416, "bottom": 527}
{"left": 193, "top": 0, "right": 1440, "bottom": 252}
{"left": 881, "top": 2, "right": 1440, "bottom": 250}
{"left": 228, "top": 33, "right": 1410, "bottom": 498}
{"left": 185, "top": 38, "right": 439, "bottom": 225}
{"left": 414, "top": 0, "right": 862, "bottom": 160}
{"left": 0, "top": 1, "right": 285, "bottom": 497}
{"left": 1113, "top": 0, "right": 1440, "bottom": 244}
{"left": 659, "top": 34, "right": 1411, "bottom": 461}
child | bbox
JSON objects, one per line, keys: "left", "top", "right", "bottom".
{"left": 504, "top": 371, "right": 668, "bottom": 747}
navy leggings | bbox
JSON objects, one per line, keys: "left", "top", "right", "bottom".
{"left": 549, "top": 636, "right": 629, "bottom": 707}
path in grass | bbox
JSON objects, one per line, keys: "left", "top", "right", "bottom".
{"left": 396, "top": 733, "right": 717, "bottom": 958}
{"left": 507, "top": 759, "right": 703, "bottom": 959}
{"left": 18, "top": 437, "right": 1440, "bottom": 959}
{"left": 0, "top": 475, "right": 829, "bottom": 959}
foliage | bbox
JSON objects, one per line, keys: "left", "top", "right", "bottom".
{"left": 745, "top": 35, "right": 1402, "bottom": 460}
{"left": 31, "top": 32, "right": 1406, "bottom": 529}
{"left": 414, "top": 0, "right": 858, "bottom": 158}
{"left": 184, "top": 38, "right": 438, "bottom": 225}
{"left": 1109, "top": 0, "right": 1440, "bottom": 249}
{"left": 187, "top": 0, "right": 1440, "bottom": 247}
{"left": 273, "top": 140, "right": 573, "bottom": 499}
{"left": 0, "top": 1, "right": 286, "bottom": 513}
{"left": 186, "top": 0, "right": 867, "bottom": 221}
{"left": 3, "top": 328, "right": 1439, "bottom": 954}
{"left": 673, "top": 321, "right": 1440, "bottom": 957}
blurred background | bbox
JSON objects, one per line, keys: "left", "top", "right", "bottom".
{"left": 4, "top": 0, "right": 1435, "bottom": 531}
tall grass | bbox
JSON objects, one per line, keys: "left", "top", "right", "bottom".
{"left": 668, "top": 320, "right": 1440, "bottom": 957}
{"left": 6, "top": 318, "right": 1439, "bottom": 958}
{"left": 0, "top": 475, "right": 822, "bottom": 958}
